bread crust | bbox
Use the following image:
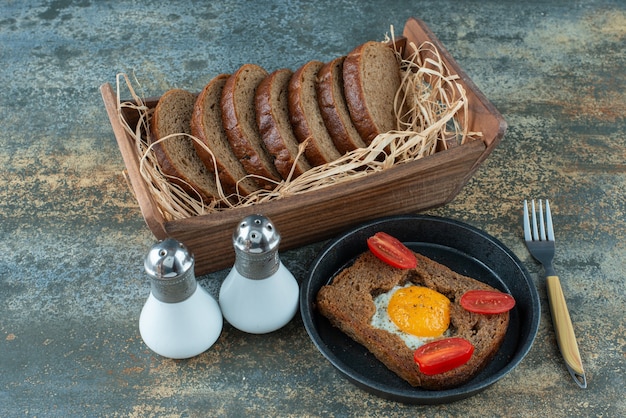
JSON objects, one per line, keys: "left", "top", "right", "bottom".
{"left": 221, "top": 64, "right": 282, "bottom": 189}
{"left": 150, "top": 89, "right": 219, "bottom": 203}
{"left": 316, "top": 251, "right": 510, "bottom": 390}
{"left": 255, "top": 68, "right": 312, "bottom": 179}
{"left": 343, "top": 41, "right": 401, "bottom": 143}
{"left": 317, "top": 56, "right": 367, "bottom": 154}
{"left": 191, "top": 74, "right": 261, "bottom": 196}
{"left": 288, "top": 60, "right": 342, "bottom": 166}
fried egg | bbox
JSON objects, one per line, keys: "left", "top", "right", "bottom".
{"left": 371, "top": 284, "right": 451, "bottom": 350}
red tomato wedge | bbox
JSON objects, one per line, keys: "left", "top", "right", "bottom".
{"left": 413, "top": 338, "right": 474, "bottom": 375}
{"left": 460, "top": 290, "right": 516, "bottom": 314}
{"left": 367, "top": 232, "right": 417, "bottom": 269}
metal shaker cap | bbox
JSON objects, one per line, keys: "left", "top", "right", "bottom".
{"left": 144, "top": 238, "right": 197, "bottom": 303}
{"left": 233, "top": 214, "right": 280, "bottom": 279}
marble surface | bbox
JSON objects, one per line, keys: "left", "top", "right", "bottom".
{"left": 1, "top": 0, "right": 624, "bottom": 416}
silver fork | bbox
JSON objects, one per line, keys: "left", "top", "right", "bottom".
{"left": 523, "top": 199, "right": 587, "bottom": 389}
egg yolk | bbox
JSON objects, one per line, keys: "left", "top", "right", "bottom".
{"left": 387, "top": 286, "right": 450, "bottom": 337}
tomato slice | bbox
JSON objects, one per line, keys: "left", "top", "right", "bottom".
{"left": 367, "top": 232, "right": 417, "bottom": 269}
{"left": 460, "top": 290, "right": 516, "bottom": 314}
{"left": 413, "top": 337, "right": 474, "bottom": 375}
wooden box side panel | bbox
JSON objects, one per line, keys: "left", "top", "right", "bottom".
{"left": 166, "top": 140, "right": 486, "bottom": 274}
{"left": 100, "top": 83, "right": 168, "bottom": 238}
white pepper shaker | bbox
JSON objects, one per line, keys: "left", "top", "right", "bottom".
{"left": 139, "top": 238, "right": 223, "bottom": 359}
{"left": 219, "top": 214, "right": 299, "bottom": 334}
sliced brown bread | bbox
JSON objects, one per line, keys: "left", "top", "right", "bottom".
{"left": 221, "top": 64, "right": 282, "bottom": 189}
{"left": 150, "top": 89, "right": 220, "bottom": 203}
{"left": 316, "top": 251, "right": 510, "bottom": 390}
{"left": 255, "top": 68, "right": 312, "bottom": 179}
{"left": 288, "top": 60, "right": 342, "bottom": 166}
{"left": 316, "top": 56, "right": 367, "bottom": 154}
{"left": 190, "top": 74, "right": 262, "bottom": 196}
{"left": 343, "top": 41, "right": 402, "bottom": 143}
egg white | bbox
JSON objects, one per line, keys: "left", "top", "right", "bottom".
{"left": 370, "top": 284, "right": 449, "bottom": 350}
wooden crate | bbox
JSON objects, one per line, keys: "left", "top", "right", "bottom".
{"left": 100, "top": 17, "right": 506, "bottom": 275}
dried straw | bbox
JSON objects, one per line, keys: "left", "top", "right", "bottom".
{"left": 115, "top": 37, "right": 482, "bottom": 221}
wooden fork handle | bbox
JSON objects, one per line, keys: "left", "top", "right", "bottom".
{"left": 546, "top": 275, "right": 587, "bottom": 388}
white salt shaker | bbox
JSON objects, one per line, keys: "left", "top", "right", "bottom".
{"left": 219, "top": 214, "right": 299, "bottom": 334}
{"left": 139, "top": 238, "right": 223, "bottom": 359}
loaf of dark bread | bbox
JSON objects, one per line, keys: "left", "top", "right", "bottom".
{"left": 191, "top": 74, "right": 261, "bottom": 196}
{"left": 343, "top": 41, "right": 402, "bottom": 144}
{"left": 255, "top": 68, "right": 312, "bottom": 179}
{"left": 221, "top": 64, "right": 282, "bottom": 189}
{"left": 151, "top": 41, "right": 406, "bottom": 200}
{"left": 150, "top": 89, "right": 220, "bottom": 203}
{"left": 316, "top": 251, "right": 510, "bottom": 390}
{"left": 288, "top": 60, "right": 342, "bottom": 166}
{"left": 316, "top": 56, "right": 367, "bottom": 154}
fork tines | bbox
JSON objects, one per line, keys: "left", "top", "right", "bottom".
{"left": 524, "top": 199, "right": 555, "bottom": 242}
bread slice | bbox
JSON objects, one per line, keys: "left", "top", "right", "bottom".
{"left": 288, "top": 60, "right": 342, "bottom": 166}
{"left": 191, "top": 74, "right": 261, "bottom": 196}
{"left": 255, "top": 68, "right": 312, "bottom": 179}
{"left": 150, "top": 89, "right": 220, "bottom": 203}
{"left": 316, "top": 251, "right": 510, "bottom": 390}
{"left": 343, "top": 41, "right": 401, "bottom": 143}
{"left": 316, "top": 56, "right": 367, "bottom": 154}
{"left": 221, "top": 64, "right": 282, "bottom": 189}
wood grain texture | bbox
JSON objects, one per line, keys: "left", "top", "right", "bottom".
{"left": 546, "top": 275, "right": 586, "bottom": 382}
